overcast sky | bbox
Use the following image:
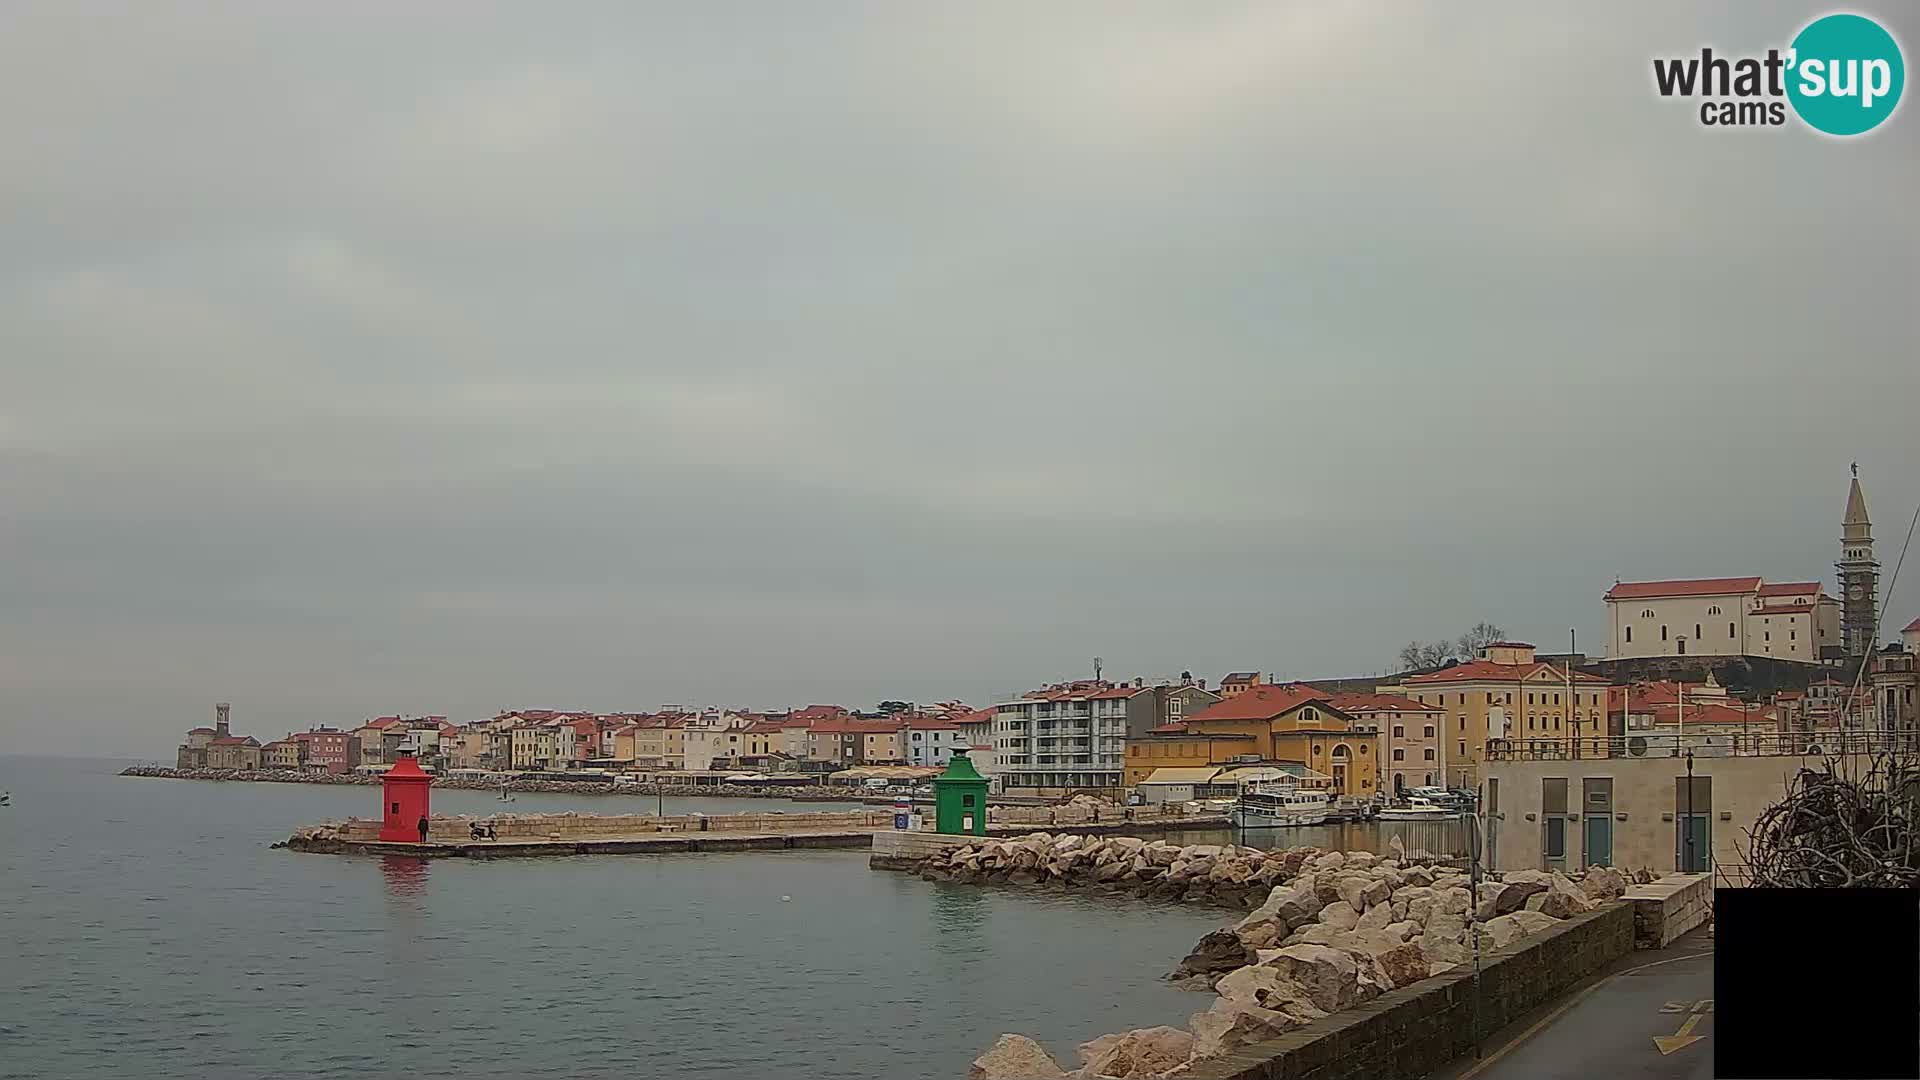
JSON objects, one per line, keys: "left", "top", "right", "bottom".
{"left": 3, "top": 3, "right": 1916, "bottom": 756}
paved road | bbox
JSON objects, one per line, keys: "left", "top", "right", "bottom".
{"left": 1437, "top": 929, "right": 1716, "bottom": 1080}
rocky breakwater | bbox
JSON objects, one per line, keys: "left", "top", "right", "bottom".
{"left": 968, "top": 850, "right": 1639, "bottom": 1079}
{"left": 920, "top": 834, "right": 1322, "bottom": 910}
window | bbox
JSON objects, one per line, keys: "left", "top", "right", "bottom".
{"left": 1790, "top": 629, "right": 1796, "bottom": 641}
{"left": 1694, "top": 623, "right": 1702, "bottom": 639}
{"left": 1626, "top": 626, "right": 1632, "bottom": 643}
{"left": 1457, "top": 740, "right": 1466, "bottom": 757}
{"left": 1359, "top": 744, "right": 1369, "bottom": 755}
{"left": 1546, "top": 817, "right": 1566, "bottom": 859}
{"left": 1661, "top": 625, "right": 1669, "bottom": 641}
{"left": 1708, "top": 605, "right": 1721, "bottom": 615}
{"left": 1392, "top": 725, "right": 1405, "bottom": 738}
{"left": 1764, "top": 631, "right": 1770, "bottom": 642}
{"left": 1393, "top": 749, "right": 1405, "bottom": 761}
{"left": 1729, "top": 622, "right": 1736, "bottom": 638}
{"left": 1457, "top": 694, "right": 1465, "bottom": 705}
{"left": 1641, "top": 608, "right": 1654, "bottom": 618}
{"left": 1528, "top": 693, "right": 1536, "bottom": 705}
{"left": 1423, "top": 725, "right": 1436, "bottom": 738}
{"left": 1505, "top": 693, "right": 1512, "bottom": 704}
{"left": 1458, "top": 716, "right": 1466, "bottom": 731}
{"left": 1553, "top": 693, "right": 1560, "bottom": 705}
{"left": 1423, "top": 748, "right": 1435, "bottom": 760}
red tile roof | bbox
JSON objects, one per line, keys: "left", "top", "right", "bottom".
{"left": 1904, "top": 617, "right": 1920, "bottom": 634}
{"left": 1406, "top": 660, "right": 1607, "bottom": 685}
{"left": 1326, "top": 692, "right": 1441, "bottom": 713}
{"left": 1757, "top": 582, "right": 1822, "bottom": 597}
{"left": 187, "top": 727, "right": 216, "bottom": 735}
{"left": 791, "top": 705, "right": 850, "bottom": 721}
{"left": 1484, "top": 641, "right": 1535, "bottom": 649}
{"left": 1221, "top": 672, "right": 1260, "bottom": 683}
{"left": 809, "top": 717, "right": 905, "bottom": 734}
{"left": 1182, "top": 683, "right": 1332, "bottom": 722}
{"left": 210, "top": 736, "right": 258, "bottom": 746}
{"left": 1605, "top": 577, "right": 1762, "bottom": 600}
{"left": 900, "top": 716, "right": 962, "bottom": 731}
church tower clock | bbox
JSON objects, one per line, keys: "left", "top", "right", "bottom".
{"left": 1837, "top": 464, "right": 1879, "bottom": 658}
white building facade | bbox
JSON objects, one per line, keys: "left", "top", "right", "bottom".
{"left": 1604, "top": 577, "right": 1839, "bottom": 662}
{"left": 991, "top": 683, "right": 1131, "bottom": 793}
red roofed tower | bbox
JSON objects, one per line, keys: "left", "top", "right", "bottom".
{"left": 377, "top": 754, "right": 433, "bottom": 843}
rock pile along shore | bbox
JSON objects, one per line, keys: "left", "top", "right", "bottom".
{"left": 959, "top": 838, "right": 1648, "bottom": 1079}
{"left": 118, "top": 766, "right": 865, "bottom": 800}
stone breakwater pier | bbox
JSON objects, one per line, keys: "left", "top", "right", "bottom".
{"left": 284, "top": 811, "right": 1232, "bottom": 859}
{"left": 903, "top": 834, "right": 1705, "bottom": 1080}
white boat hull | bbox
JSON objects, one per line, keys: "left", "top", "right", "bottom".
{"left": 1230, "top": 805, "right": 1330, "bottom": 828}
{"left": 1375, "top": 808, "right": 1460, "bottom": 822}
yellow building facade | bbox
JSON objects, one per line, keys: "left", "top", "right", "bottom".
{"left": 1389, "top": 642, "right": 1610, "bottom": 787}
{"left": 1123, "top": 687, "right": 1379, "bottom": 797}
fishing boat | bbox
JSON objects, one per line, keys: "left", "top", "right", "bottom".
{"left": 1376, "top": 796, "right": 1460, "bottom": 821}
{"left": 1229, "top": 781, "right": 1331, "bottom": 828}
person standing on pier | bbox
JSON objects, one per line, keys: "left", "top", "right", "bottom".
{"left": 416, "top": 815, "right": 429, "bottom": 843}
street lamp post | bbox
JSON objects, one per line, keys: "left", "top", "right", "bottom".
{"left": 1682, "top": 748, "right": 1696, "bottom": 873}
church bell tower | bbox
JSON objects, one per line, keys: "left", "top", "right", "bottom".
{"left": 1838, "top": 464, "right": 1879, "bottom": 657}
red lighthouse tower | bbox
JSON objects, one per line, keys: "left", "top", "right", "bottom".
{"left": 377, "top": 754, "right": 433, "bottom": 843}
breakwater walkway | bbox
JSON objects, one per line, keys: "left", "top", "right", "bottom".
{"left": 281, "top": 809, "right": 1232, "bottom": 859}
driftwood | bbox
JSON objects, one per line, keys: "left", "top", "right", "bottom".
{"left": 1738, "top": 750, "right": 1920, "bottom": 888}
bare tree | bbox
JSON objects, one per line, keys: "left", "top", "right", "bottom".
{"left": 1455, "top": 622, "right": 1505, "bottom": 661}
{"left": 1397, "top": 622, "right": 1505, "bottom": 672}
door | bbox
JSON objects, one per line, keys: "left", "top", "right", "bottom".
{"left": 1544, "top": 816, "right": 1568, "bottom": 873}
{"left": 1584, "top": 814, "right": 1612, "bottom": 868}
{"left": 1677, "top": 815, "right": 1710, "bottom": 872}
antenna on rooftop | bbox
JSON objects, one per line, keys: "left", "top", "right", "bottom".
{"left": 1093, "top": 656, "right": 1103, "bottom": 682}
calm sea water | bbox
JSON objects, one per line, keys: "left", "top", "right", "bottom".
{"left": 0, "top": 757, "right": 1229, "bottom": 1080}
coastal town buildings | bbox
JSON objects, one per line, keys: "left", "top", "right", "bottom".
{"left": 262, "top": 739, "right": 301, "bottom": 769}
{"left": 294, "top": 729, "right": 352, "bottom": 773}
{"left": 1838, "top": 469, "right": 1880, "bottom": 657}
{"left": 991, "top": 681, "right": 1138, "bottom": 795}
{"left": 1124, "top": 683, "right": 1379, "bottom": 798}
{"left": 1602, "top": 577, "right": 1840, "bottom": 662}
{"left": 1869, "top": 643, "right": 1919, "bottom": 735}
{"left": 205, "top": 735, "right": 262, "bottom": 770}
{"left": 1389, "top": 642, "right": 1610, "bottom": 787}
{"left": 1325, "top": 693, "right": 1443, "bottom": 794}
{"left": 901, "top": 715, "right": 966, "bottom": 767}
{"left": 1218, "top": 672, "right": 1263, "bottom": 699}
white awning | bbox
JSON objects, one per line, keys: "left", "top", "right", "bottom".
{"left": 1140, "top": 767, "right": 1222, "bottom": 785}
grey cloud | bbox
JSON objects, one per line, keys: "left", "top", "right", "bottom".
{"left": 2, "top": 2, "right": 1916, "bottom": 753}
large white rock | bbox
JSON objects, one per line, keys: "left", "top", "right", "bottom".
{"left": 1580, "top": 865, "right": 1627, "bottom": 901}
{"left": 1534, "top": 874, "right": 1592, "bottom": 919}
{"left": 1262, "top": 943, "right": 1365, "bottom": 1013}
{"left": 1343, "top": 851, "right": 1378, "bottom": 870}
{"left": 1355, "top": 899, "right": 1395, "bottom": 932}
{"left": 1372, "top": 940, "right": 1430, "bottom": 990}
{"left": 1190, "top": 1002, "right": 1294, "bottom": 1059}
{"left": 1482, "top": 914, "right": 1526, "bottom": 950}
{"left": 1509, "top": 909, "right": 1560, "bottom": 937}
{"left": 1312, "top": 850, "right": 1346, "bottom": 872}
{"left": 1318, "top": 900, "right": 1361, "bottom": 931}
{"left": 1214, "top": 965, "right": 1326, "bottom": 1023}
{"left": 970, "top": 1034, "right": 1067, "bottom": 1079}
{"left": 1079, "top": 1026, "right": 1194, "bottom": 1079}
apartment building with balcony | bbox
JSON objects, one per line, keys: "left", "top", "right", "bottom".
{"left": 991, "top": 681, "right": 1135, "bottom": 795}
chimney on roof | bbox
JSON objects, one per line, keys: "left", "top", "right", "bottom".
{"left": 215, "top": 702, "right": 231, "bottom": 739}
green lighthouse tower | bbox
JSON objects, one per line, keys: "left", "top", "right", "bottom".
{"left": 932, "top": 749, "right": 989, "bottom": 836}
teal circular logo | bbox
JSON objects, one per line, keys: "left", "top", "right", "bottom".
{"left": 1786, "top": 14, "right": 1904, "bottom": 136}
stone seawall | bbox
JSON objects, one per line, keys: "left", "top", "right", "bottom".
{"left": 1179, "top": 903, "right": 1634, "bottom": 1080}
{"left": 1623, "top": 873, "right": 1712, "bottom": 948}
{"left": 293, "top": 808, "right": 896, "bottom": 846}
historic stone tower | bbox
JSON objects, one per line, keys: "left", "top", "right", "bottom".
{"left": 1838, "top": 465, "right": 1880, "bottom": 657}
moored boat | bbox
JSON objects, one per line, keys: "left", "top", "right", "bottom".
{"left": 1376, "top": 796, "right": 1460, "bottom": 821}
{"left": 1229, "top": 782, "right": 1331, "bottom": 828}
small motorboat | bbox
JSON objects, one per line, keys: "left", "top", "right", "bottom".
{"left": 1376, "top": 796, "right": 1460, "bottom": 821}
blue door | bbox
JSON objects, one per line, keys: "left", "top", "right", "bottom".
{"left": 1584, "top": 814, "right": 1612, "bottom": 868}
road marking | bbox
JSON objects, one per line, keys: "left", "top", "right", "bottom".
{"left": 1661, "top": 1001, "right": 1688, "bottom": 1013}
{"left": 1452, "top": 949, "right": 1713, "bottom": 1080}
{"left": 1692, "top": 998, "right": 1713, "bottom": 1013}
{"left": 1655, "top": 1014, "right": 1706, "bottom": 1055}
